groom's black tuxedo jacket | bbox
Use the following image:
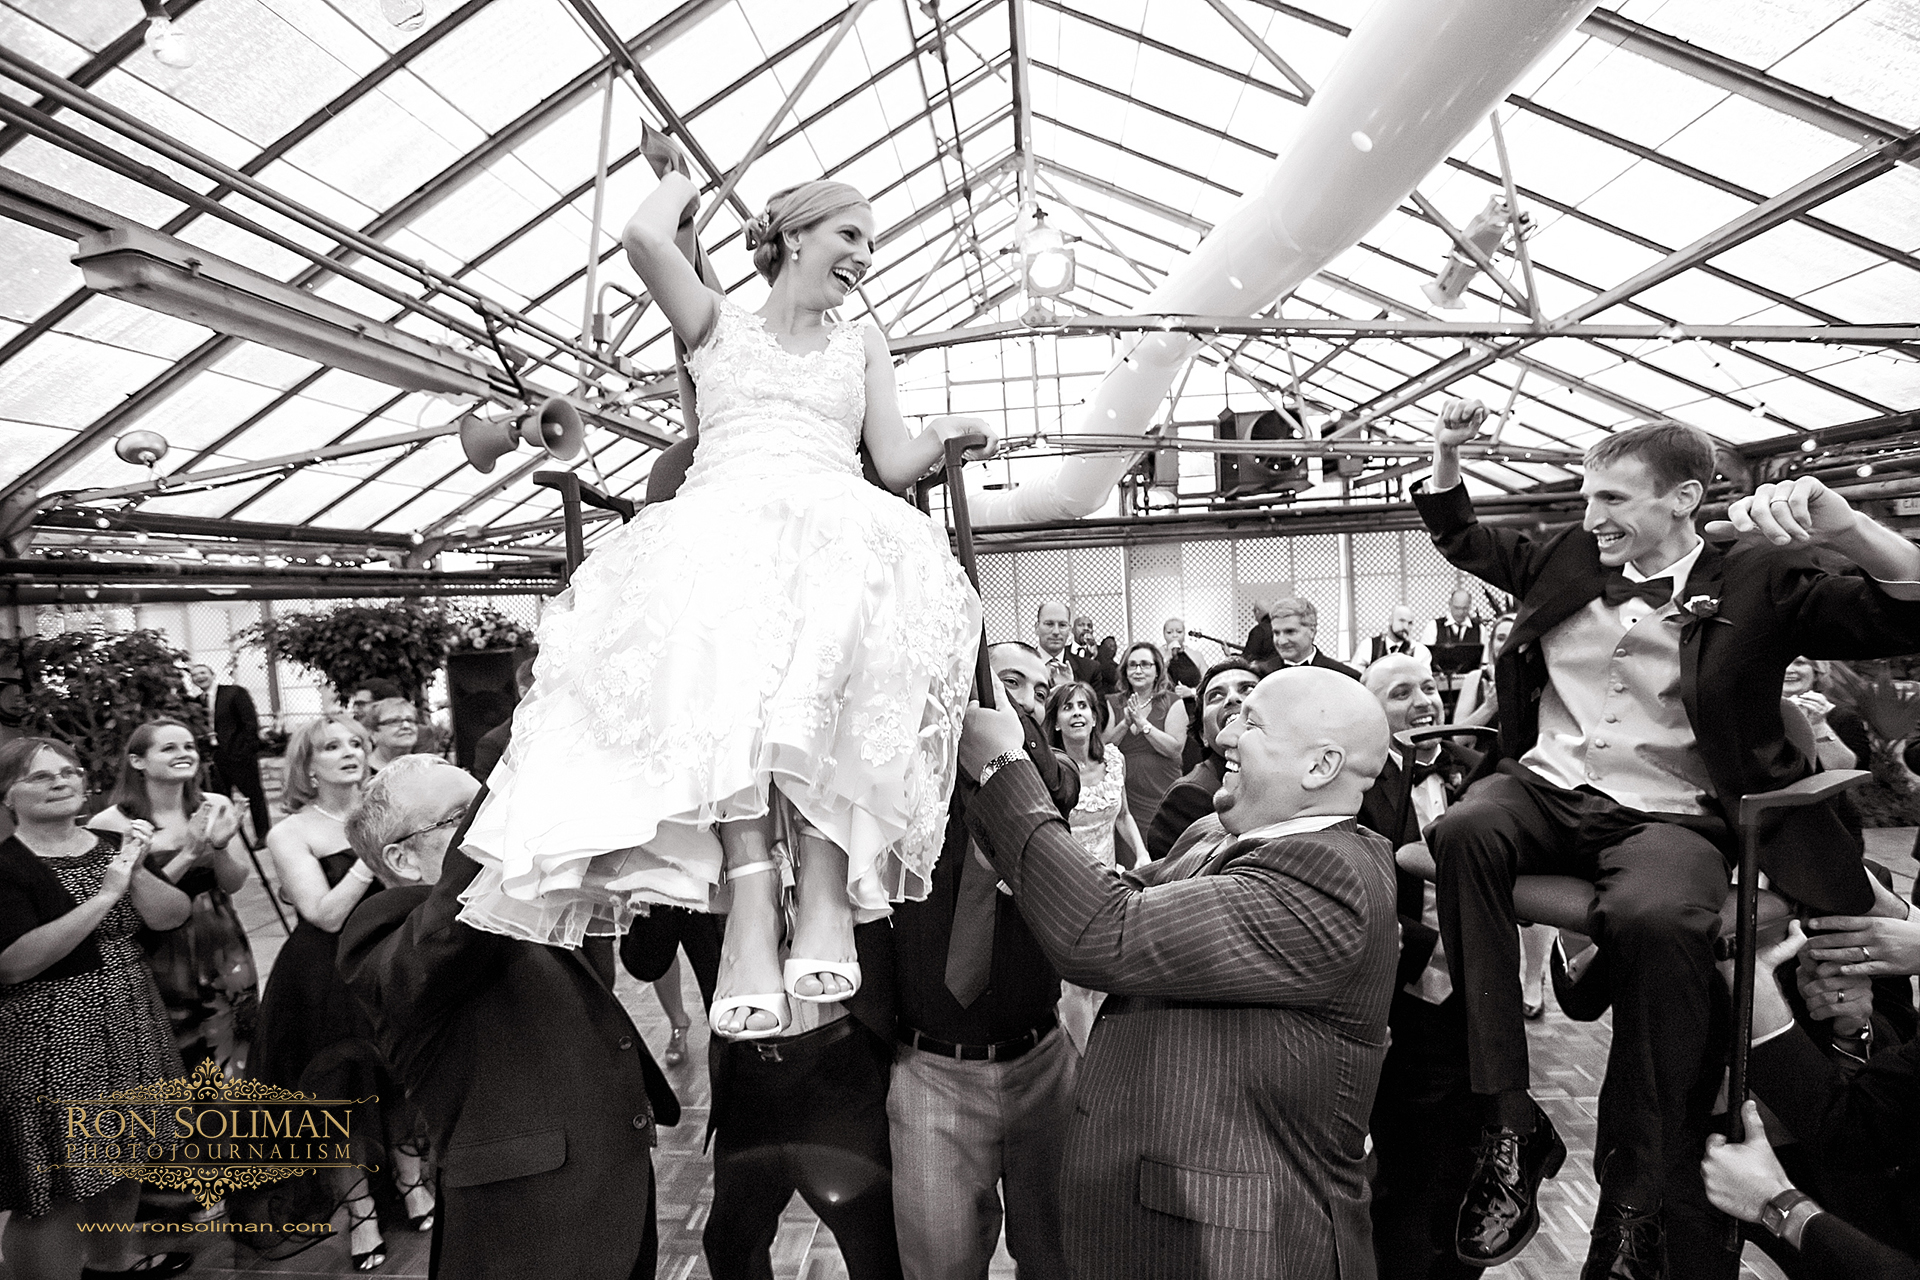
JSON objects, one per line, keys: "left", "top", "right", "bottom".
{"left": 1414, "top": 480, "right": 1920, "bottom": 914}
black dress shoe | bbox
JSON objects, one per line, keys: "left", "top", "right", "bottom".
{"left": 1550, "top": 935, "right": 1612, "bottom": 1022}
{"left": 1581, "top": 1201, "right": 1665, "bottom": 1280}
{"left": 1455, "top": 1103, "right": 1567, "bottom": 1268}
{"left": 81, "top": 1253, "right": 193, "bottom": 1279}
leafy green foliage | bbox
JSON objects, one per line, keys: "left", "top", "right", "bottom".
{"left": 237, "top": 602, "right": 462, "bottom": 705}
{"left": 18, "top": 629, "right": 209, "bottom": 792}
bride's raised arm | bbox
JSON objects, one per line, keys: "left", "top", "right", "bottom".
{"left": 620, "top": 171, "right": 721, "bottom": 352}
{"left": 858, "top": 325, "right": 1000, "bottom": 492}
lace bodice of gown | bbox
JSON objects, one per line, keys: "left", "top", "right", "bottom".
{"left": 680, "top": 300, "right": 867, "bottom": 491}
{"left": 1068, "top": 744, "right": 1125, "bottom": 865}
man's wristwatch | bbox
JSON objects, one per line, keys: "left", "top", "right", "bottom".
{"left": 1760, "top": 1188, "right": 1815, "bottom": 1241}
{"left": 976, "top": 750, "right": 1027, "bottom": 788}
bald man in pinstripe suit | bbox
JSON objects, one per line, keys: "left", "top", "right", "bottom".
{"left": 958, "top": 667, "right": 1398, "bottom": 1280}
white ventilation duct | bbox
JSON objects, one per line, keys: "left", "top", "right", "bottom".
{"left": 967, "top": 0, "right": 1600, "bottom": 526}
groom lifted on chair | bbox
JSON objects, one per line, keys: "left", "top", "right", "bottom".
{"left": 1414, "top": 400, "right": 1920, "bottom": 1280}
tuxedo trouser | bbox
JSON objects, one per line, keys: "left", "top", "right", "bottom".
{"left": 211, "top": 750, "right": 272, "bottom": 838}
{"left": 705, "top": 1018, "right": 902, "bottom": 1280}
{"left": 1368, "top": 990, "right": 1479, "bottom": 1280}
{"left": 887, "top": 1026, "right": 1076, "bottom": 1280}
{"left": 1429, "top": 762, "right": 1733, "bottom": 1211}
{"left": 617, "top": 905, "right": 722, "bottom": 1007}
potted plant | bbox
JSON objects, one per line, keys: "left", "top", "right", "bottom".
{"left": 237, "top": 602, "right": 461, "bottom": 706}
{"left": 16, "top": 629, "right": 211, "bottom": 797}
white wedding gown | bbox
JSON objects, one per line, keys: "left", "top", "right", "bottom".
{"left": 458, "top": 298, "right": 982, "bottom": 945}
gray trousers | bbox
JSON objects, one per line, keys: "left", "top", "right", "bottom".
{"left": 887, "top": 1026, "right": 1076, "bottom": 1280}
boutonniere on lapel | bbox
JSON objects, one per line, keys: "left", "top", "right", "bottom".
{"left": 1669, "top": 594, "right": 1729, "bottom": 638}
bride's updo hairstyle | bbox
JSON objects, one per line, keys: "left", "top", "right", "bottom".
{"left": 744, "top": 180, "right": 869, "bottom": 283}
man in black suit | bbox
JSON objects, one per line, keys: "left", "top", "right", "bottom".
{"left": 338, "top": 756, "right": 676, "bottom": 1280}
{"left": 957, "top": 666, "right": 1398, "bottom": 1279}
{"left": 1356, "top": 654, "right": 1482, "bottom": 1280}
{"left": 1145, "top": 659, "right": 1258, "bottom": 860}
{"left": 1260, "top": 597, "right": 1359, "bottom": 680}
{"left": 190, "top": 661, "right": 271, "bottom": 838}
{"left": 1415, "top": 402, "right": 1920, "bottom": 1280}
{"left": 1069, "top": 612, "right": 1119, "bottom": 697}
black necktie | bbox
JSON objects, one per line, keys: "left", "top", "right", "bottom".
{"left": 944, "top": 841, "right": 998, "bottom": 1008}
{"left": 1409, "top": 755, "right": 1448, "bottom": 787}
{"left": 1600, "top": 572, "right": 1673, "bottom": 610}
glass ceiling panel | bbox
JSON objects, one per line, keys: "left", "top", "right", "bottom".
{"left": 1769, "top": 1, "right": 1920, "bottom": 128}
{"left": 1615, "top": 0, "right": 1858, "bottom": 69}
{"left": 1568, "top": 157, "right": 1758, "bottom": 251}
{"left": 0, "top": 219, "right": 87, "bottom": 320}
{"left": 1814, "top": 168, "right": 1920, "bottom": 252}
{"left": 55, "top": 293, "right": 211, "bottom": 361}
{"left": 408, "top": 0, "right": 601, "bottom": 135}
{"left": 1657, "top": 95, "right": 1858, "bottom": 203}
{"left": 1710, "top": 220, "right": 1902, "bottom": 301}
{"left": 276, "top": 76, "right": 483, "bottom": 214}
{"left": 1799, "top": 261, "right": 1920, "bottom": 322}
{"left": 0, "top": 329, "right": 172, "bottom": 431}
{"left": 1529, "top": 45, "right": 1730, "bottom": 156}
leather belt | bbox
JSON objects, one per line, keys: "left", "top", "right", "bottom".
{"left": 898, "top": 1013, "right": 1056, "bottom": 1063}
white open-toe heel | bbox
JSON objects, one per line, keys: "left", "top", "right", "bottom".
{"left": 783, "top": 957, "right": 862, "bottom": 1004}
{"left": 710, "top": 860, "right": 790, "bottom": 1040}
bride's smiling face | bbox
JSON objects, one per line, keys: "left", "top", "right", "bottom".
{"left": 781, "top": 205, "right": 874, "bottom": 310}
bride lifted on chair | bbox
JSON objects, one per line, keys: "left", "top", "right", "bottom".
{"left": 456, "top": 149, "right": 992, "bottom": 1040}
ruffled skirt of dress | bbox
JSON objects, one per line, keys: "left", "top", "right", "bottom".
{"left": 457, "top": 466, "right": 981, "bottom": 946}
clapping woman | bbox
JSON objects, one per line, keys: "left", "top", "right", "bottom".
{"left": 1, "top": 736, "right": 191, "bottom": 1280}
{"left": 88, "top": 717, "right": 259, "bottom": 1077}
{"left": 1103, "top": 641, "right": 1189, "bottom": 827}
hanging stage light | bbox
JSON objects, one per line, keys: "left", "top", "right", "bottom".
{"left": 1021, "top": 210, "right": 1075, "bottom": 299}
{"left": 1421, "top": 195, "right": 1532, "bottom": 310}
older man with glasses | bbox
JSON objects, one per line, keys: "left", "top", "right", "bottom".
{"left": 337, "top": 756, "right": 679, "bottom": 1280}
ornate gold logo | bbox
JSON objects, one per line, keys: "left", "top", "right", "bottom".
{"left": 42, "top": 1059, "right": 377, "bottom": 1207}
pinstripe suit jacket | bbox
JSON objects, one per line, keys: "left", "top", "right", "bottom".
{"left": 968, "top": 765, "right": 1397, "bottom": 1280}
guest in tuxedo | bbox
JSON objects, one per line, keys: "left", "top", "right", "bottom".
{"left": 1145, "top": 660, "right": 1258, "bottom": 861}
{"left": 1162, "top": 618, "right": 1201, "bottom": 698}
{"left": 1356, "top": 654, "right": 1482, "bottom": 1280}
{"left": 1035, "top": 601, "right": 1076, "bottom": 692}
{"left": 957, "top": 666, "right": 1398, "bottom": 1280}
{"left": 189, "top": 662, "right": 271, "bottom": 839}
{"left": 887, "top": 640, "right": 1081, "bottom": 1280}
{"left": 1414, "top": 401, "right": 1920, "bottom": 1280}
{"left": 700, "top": 914, "right": 902, "bottom": 1280}
{"left": 1070, "top": 614, "right": 1119, "bottom": 697}
{"left": 1353, "top": 605, "right": 1433, "bottom": 670}
{"left": 337, "top": 756, "right": 677, "bottom": 1280}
